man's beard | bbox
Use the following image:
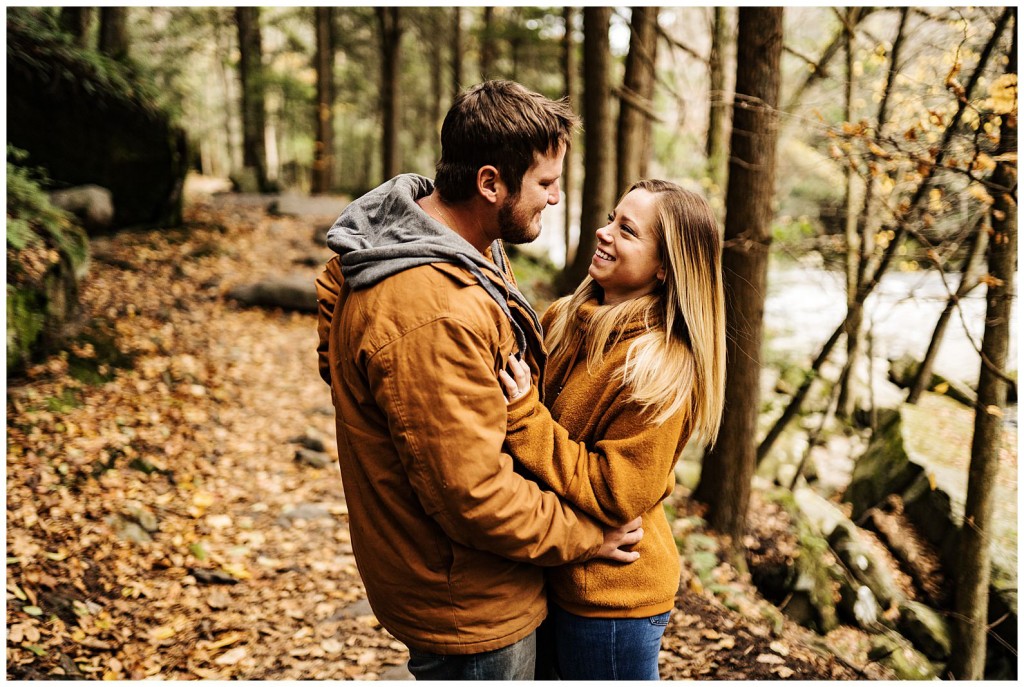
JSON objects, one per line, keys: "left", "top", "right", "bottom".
{"left": 497, "top": 194, "right": 539, "bottom": 245}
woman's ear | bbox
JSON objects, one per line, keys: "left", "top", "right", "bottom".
{"left": 657, "top": 263, "right": 667, "bottom": 283}
{"left": 476, "top": 165, "right": 503, "bottom": 205}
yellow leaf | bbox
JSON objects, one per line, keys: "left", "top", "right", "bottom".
{"left": 192, "top": 491, "right": 216, "bottom": 509}
{"left": 988, "top": 74, "right": 1018, "bottom": 115}
{"left": 986, "top": 405, "right": 1004, "bottom": 418}
{"left": 932, "top": 381, "right": 949, "bottom": 394}
{"left": 220, "top": 563, "right": 251, "bottom": 580}
{"left": 150, "top": 626, "right": 175, "bottom": 641}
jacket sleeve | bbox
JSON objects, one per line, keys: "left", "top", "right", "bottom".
{"left": 505, "top": 385, "right": 689, "bottom": 528}
{"left": 368, "top": 315, "right": 606, "bottom": 566}
{"left": 315, "top": 256, "right": 345, "bottom": 386}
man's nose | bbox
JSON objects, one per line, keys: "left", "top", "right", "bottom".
{"left": 548, "top": 181, "right": 560, "bottom": 205}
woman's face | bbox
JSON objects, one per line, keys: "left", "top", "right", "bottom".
{"left": 588, "top": 188, "right": 666, "bottom": 306}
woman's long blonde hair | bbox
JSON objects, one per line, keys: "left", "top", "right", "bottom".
{"left": 545, "top": 179, "right": 726, "bottom": 445}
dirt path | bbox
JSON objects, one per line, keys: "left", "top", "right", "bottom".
{"left": 7, "top": 192, "right": 874, "bottom": 680}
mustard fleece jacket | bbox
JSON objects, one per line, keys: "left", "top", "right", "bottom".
{"left": 506, "top": 297, "right": 693, "bottom": 618}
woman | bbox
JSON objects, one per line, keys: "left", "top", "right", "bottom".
{"left": 499, "top": 179, "right": 726, "bottom": 680}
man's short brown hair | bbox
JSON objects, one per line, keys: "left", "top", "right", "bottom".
{"left": 434, "top": 80, "right": 579, "bottom": 202}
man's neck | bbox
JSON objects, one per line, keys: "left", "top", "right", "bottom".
{"left": 419, "top": 191, "right": 493, "bottom": 255}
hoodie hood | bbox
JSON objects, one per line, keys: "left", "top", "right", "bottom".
{"left": 325, "top": 173, "right": 540, "bottom": 355}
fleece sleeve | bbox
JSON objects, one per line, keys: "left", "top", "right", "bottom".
{"left": 505, "top": 387, "right": 688, "bottom": 528}
{"left": 368, "top": 315, "right": 606, "bottom": 566}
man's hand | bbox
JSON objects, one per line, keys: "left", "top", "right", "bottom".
{"left": 595, "top": 516, "right": 643, "bottom": 563}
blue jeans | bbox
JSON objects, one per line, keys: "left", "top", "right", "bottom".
{"left": 552, "top": 604, "right": 670, "bottom": 680}
{"left": 406, "top": 630, "right": 536, "bottom": 680}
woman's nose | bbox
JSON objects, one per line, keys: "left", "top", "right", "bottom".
{"left": 595, "top": 224, "right": 612, "bottom": 242}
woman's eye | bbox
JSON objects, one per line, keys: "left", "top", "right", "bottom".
{"left": 622, "top": 225, "right": 636, "bottom": 236}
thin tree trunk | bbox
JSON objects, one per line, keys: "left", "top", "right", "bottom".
{"left": 451, "top": 8, "right": 464, "bottom": 101}
{"left": 480, "top": 7, "right": 496, "bottom": 79}
{"left": 559, "top": 7, "right": 614, "bottom": 294}
{"left": 836, "top": 7, "right": 864, "bottom": 420}
{"left": 616, "top": 7, "right": 659, "bottom": 198}
{"left": 706, "top": 7, "right": 730, "bottom": 188}
{"left": 377, "top": 7, "right": 402, "bottom": 182}
{"left": 562, "top": 6, "right": 578, "bottom": 268}
{"left": 907, "top": 217, "right": 989, "bottom": 404}
{"left": 428, "top": 12, "right": 444, "bottom": 162}
{"left": 312, "top": 7, "right": 335, "bottom": 195}
{"left": 757, "top": 7, "right": 1013, "bottom": 462}
{"left": 693, "top": 8, "right": 784, "bottom": 561}
{"left": 949, "top": 14, "right": 1016, "bottom": 678}
{"left": 59, "top": 7, "right": 93, "bottom": 48}
{"left": 236, "top": 7, "right": 269, "bottom": 191}
{"left": 98, "top": 7, "right": 128, "bottom": 61}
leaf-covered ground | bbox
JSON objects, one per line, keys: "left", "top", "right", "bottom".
{"left": 7, "top": 186, "right": 882, "bottom": 680}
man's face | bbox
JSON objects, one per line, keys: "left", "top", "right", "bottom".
{"left": 498, "top": 145, "right": 565, "bottom": 245}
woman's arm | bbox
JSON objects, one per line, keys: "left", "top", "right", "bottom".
{"left": 502, "top": 357, "right": 689, "bottom": 527}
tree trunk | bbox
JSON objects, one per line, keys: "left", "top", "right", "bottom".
{"left": 451, "top": 8, "right": 464, "bottom": 101}
{"left": 836, "top": 7, "right": 865, "bottom": 420}
{"left": 559, "top": 7, "right": 614, "bottom": 294}
{"left": 562, "top": 6, "right": 578, "bottom": 268}
{"left": 693, "top": 7, "right": 783, "bottom": 560}
{"left": 377, "top": 7, "right": 402, "bottom": 182}
{"left": 756, "top": 7, "right": 1013, "bottom": 462}
{"left": 428, "top": 12, "right": 444, "bottom": 162}
{"left": 98, "top": 7, "right": 128, "bottom": 61}
{"left": 907, "top": 217, "right": 988, "bottom": 404}
{"left": 480, "top": 7, "right": 496, "bottom": 79}
{"left": 706, "top": 7, "right": 731, "bottom": 188}
{"left": 616, "top": 7, "right": 659, "bottom": 198}
{"left": 312, "top": 7, "right": 335, "bottom": 195}
{"left": 949, "top": 13, "right": 1016, "bottom": 679}
{"left": 235, "top": 7, "right": 269, "bottom": 192}
{"left": 59, "top": 7, "right": 93, "bottom": 48}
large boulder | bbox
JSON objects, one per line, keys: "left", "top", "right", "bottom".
{"left": 843, "top": 410, "right": 924, "bottom": 519}
{"left": 50, "top": 185, "right": 114, "bottom": 233}
{"left": 7, "top": 11, "right": 187, "bottom": 231}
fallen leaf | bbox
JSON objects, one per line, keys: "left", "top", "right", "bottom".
{"left": 214, "top": 646, "right": 247, "bottom": 666}
{"left": 774, "top": 665, "right": 795, "bottom": 678}
{"left": 150, "top": 626, "right": 176, "bottom": 641}
{"left": 756, "top": 653, "right": 785, "bottom": 664}
{"left": 769, "top": 640, "right": 789, "bottom": 656}
{"left": 23, "top": 605, "right": 43, "bottom": 616}
{"left": 357, "top": 649, "right": 378, "bottom": 666}
{"left": 700, "top": 629, "right": 721, "bottom": 640}
{"left": 320, "top": 638, "right": 343, "bottom": 655}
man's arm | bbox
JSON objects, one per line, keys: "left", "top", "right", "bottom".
{"left": 315, "top": 256, "right": 344, "bottom": 386}
{"left": 369, "top": 314, "right": 624, "bottom": 567}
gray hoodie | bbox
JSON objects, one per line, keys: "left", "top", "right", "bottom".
{"left": 325, "top": 173, "right": 539, "bottom": 355}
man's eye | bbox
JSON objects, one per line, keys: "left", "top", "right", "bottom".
{"left": 607, "top": 212, "right": 615, "bottom": 223}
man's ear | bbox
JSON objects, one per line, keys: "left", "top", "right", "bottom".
{"left": 476, "top": 165, "right": 504, "bottom": 205}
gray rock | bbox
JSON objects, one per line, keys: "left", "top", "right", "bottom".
{"left": 330, "top": 597, "right": 375, "bottom": 621}
{"left": 828, "top": 522, "right": 902, "bottom": 609}
{"left": 50, "top": 185, "right": 114, "bottom": 232}
{"left": 106, "top": 515, "right": 152, "bottom": 543}
{"left": 279, "top": 502, "right": 332, "bottom": 523}
{"left": 124, "top": 504, "right": 159, "bottom": 533}
{"left": 295, "top": 447, "right": 332, "bottom": 469}
{"left": 227, "top": 274, "right": 317, "bottom": 313}
{"left": 897, "top": 600, "right": 952, "bottom": 661}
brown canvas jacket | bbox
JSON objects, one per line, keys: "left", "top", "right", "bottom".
{"left": 316, "top": 254, "right": 605, "bottom": 655}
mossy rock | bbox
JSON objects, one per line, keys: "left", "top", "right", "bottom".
{"left": 869, "top": 634, "right": 939, "bottom": 680}
{"left": 897, "top": 600, "right": 951, "bottom": 661}
{"left": 844, "top": 410, "right": 924, "bottom": 519}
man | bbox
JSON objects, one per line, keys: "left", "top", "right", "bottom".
{"left": 315, "top": 81, "right": 642, "bottom": 680}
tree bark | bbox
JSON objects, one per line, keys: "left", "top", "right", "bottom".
{"left": 692, "top": 7, "right": 783, "bottom": 559}
{"left": 706, "top": 7, "right": 731, "bottom": 188}
{"left": 616, "top": 7, "right": 659, "bottom": 198}
{"left": 480, "top": 7, "right": 496, "bottom": 79}
{"left": 836, "top": 7, "right": 865, "bottom": 420}
{"left": 559, "top": 7, "right": 614, "bottom": 294}
{"left": 59, "top": 7, "right": 93, "bottom": 49}
{"left": 376, "top": 7, "right": 402, "bottom": 182}
{"left": 235, "top": 7, "right": 269, "bottom": 192}
{"left": 98, "top": 7, "right": 128, "bottom": 61}
{"left": 562, "top": 6, "right": 578, "bottom": 268}
{"left": 312, "top": 7, "right": 335, "bottom": 195}
{"left": 451, "top": 8, "right": 464, "bottom": 101}
{"left": 949, "top": 12, "right": 1017, "bottom": 679}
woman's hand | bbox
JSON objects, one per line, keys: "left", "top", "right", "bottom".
{"left": 498, "top": 353, "right": 532, "bottom": 405}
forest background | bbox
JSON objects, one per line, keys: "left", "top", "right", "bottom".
{"left": 5, "top": 3, "right": 1018, "bottom": 681}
